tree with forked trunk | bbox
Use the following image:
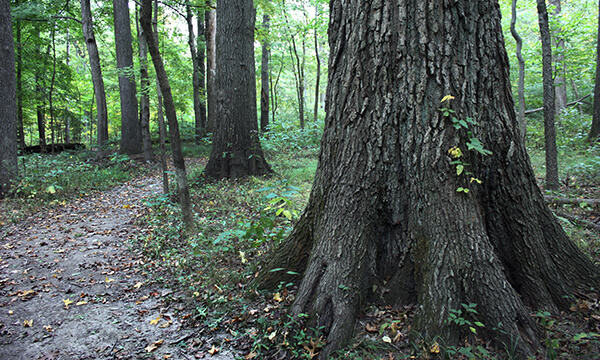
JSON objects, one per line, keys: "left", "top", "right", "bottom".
{"left": 255, "top": 0, "right": 600, "bottom": 357}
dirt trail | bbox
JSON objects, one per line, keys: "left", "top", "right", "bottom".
{"left": 0, "top": 175, "right": 234, "bottom": 360}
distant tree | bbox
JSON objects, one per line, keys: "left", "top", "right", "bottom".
{"left": 537, "top": 0, "right": 559, "bottom": 190}
{"left": 549, "top": 0, "right": 567, "bottom": 115}
{"left": 510, "top": 0, "right": 526, "bottom": 140}
{"left": 589, "top": 0, "right": 600, "bottom": 144}
{"left": 205, "top": 1, "right": 216, "bottom": 134}
{"left": 196, "top": 6, "right": 207, "bottom": 143}
{"left": 256, "top": 0, "right": 600, "bottom": 357}
{"left": 0, "top": 0, "right": 18, "bottom": 197}
{"left": 260, "top": 13, "right": 270, "bottom": 133}
{"left": 186, "top": 3, "right": 205, "bottom": 143}
{"left": 114, "top": 0, "right": 142, "bottom": 155}
{"left": 204, "top": 0, "right": 271, "bottom": 179}
{"left": 140, "top": 0, "right": 193, "bottom": 230}
{"left": 136, "top": 7, "right": 155, "bottom": 162}
{"left": 80, "top": 0, "right": 109, "bottom": 155}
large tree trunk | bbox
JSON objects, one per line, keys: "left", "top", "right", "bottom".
{"left": 0, "top": 0, "right": 18, "bottom": 198}
{"left": 204, "top": 0, "right": 271, "bottom": 179}
{"left": 588, "top": 0, "right": 600, "bottom": 144}
{"left": 260, "top": 13, "right": 270, "bottom": 133}
{"left": 205, "top": 2, "right": 217, "bottom": 134}
{"left": 80, "top": 0, "right": 109, "bottom": 154}
{"left": 537, "top": 0, "right": 559, "bottom": 190}
{"left": 114, "top": 0, "right": 142, "bottom": 155}
{"left": 255, "top": 0, "right": 600, "bottom": 357}
{"left": 141, "top": 0, "right": 193, "bottom": 230}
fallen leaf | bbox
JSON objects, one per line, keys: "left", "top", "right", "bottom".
{"left": 44, "top": 325, "right": 53, "bottom": 332}
{"left": 105, "top": 276, "right": 115, "bottom": 283}
{"left": 273, "top": 292, "right": 284, "bottom": 302}
{"left": 382, "top": 335, "right": 392, "bottom": 343}
{"left": 76, "top": 301, "right": 88, "bottom": 306}
{"left": 133, "top": 282, "right": 143, "bottom": 289}
{"left": 365, "top": 323, "right": 377, "bottom": 332}
{"left": 145, "top": 339, "right": 164, "bottom": 353}
{"left": 245, "top": 351, "right": 258, "bottom": 359}
{"left": 8, "top": 310, "right": 13, "bottom": 315}
{"left": 160, "top": 320, "right": 173, "bottom": 328}
{"left": 430, "top": 342, "right": 440, "bottom": 353}
{"left": 268, "top": 331, "right": 277, "bottom": 341}
{"left": 23, "top": 319, "right": 33, "bottom": 327}
{"left": 63, "top": 299, "right": 74, "bottom": 307}
{"left": 208, "top": 346, "right": 219, "bottom": 356}
{"left": 150, "top": 315, "right": 161, "bottom": 325}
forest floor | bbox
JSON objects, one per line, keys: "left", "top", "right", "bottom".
{"left": 0, "top": 169, "right": 237, "bottom": 360}
{"left": 1, "top": 153, "right": 600, "bottom": 360}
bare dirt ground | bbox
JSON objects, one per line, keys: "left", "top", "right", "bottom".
{"left": 0, "top": 175, "right": 235, "bottom": 360}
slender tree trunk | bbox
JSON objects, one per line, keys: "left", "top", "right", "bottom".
{"left": 141, "top": 0, "right": 193, "bottom": 230}
{"left": 313, "top": 5, "right": 321, "bottom": 124}
{"left": 537, "top": 0, "right": 559, "bottom": 190}
{"left": 154, "top": 0, "right": 169, "bottom": 194}
{"left": 256, "top": 0, "right": 600, "bottom": 357}
{"left": 80, "top": 0, "right": 109, "bottom": 155}
{"left": 588, "top": 0, "right": 600, "bottom": 144}
{"left": 204, "top": 0, "right": 272, "bottom": 179}
{"left": 114, "top": 0, "right": 142, "bottom": 155}
{"left": 289, "top": 34, "right": 305, "bottom": 129}
{"left": 186, "top": 4, "right": 204, "bottom": 143}
{"left": 205, "top": 3, "right": 217, "bottom": 134}
{"left": 511, "top": 0, "right": 526, "bottom": 141}
{"left": 196, "top": 9, "right": 207, "bottom": 142}
{"left": 35, "top": 73, "right": 46, "bottom": 151}
{"left": 260, "top": 13, "right": 270, "bottom": 133}
{"left": 0, "top": 0, "right": 18, "bottom": 197}
{"left": 15, "top": 11, "right": 24, "bottom": 149}
{"left": 549, "top": 0, "right": 567, "bottom": 116}
{"left": 137, "top": 7, "right": 155, "bottom": 162}
{"left": 49, "top": 27, "right": 57, "bottom": 153}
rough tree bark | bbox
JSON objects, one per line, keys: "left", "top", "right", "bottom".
{"left": 255, "top": 0, "right": 600, "bottom": 357}
{"left": 0, "top": 0, "right": 18, "bottom": 197}
{"left": 588, "top": 0, "right": 600, "bottom": 144}
{"left": 537, "top": 0, "right": 559, "bottom": 190}
{"left": 312, "top": 4, "right": 321, "bottom": 124}
{"left": 114, "top": 0, "right": 142, "bottom": 155}
{"left": 141, "top": 0, "right": 193, "bottom": 230}
{"left": 204, "top": 0, "right": 271, "bottom": 179}
{"left": 80, "top": 0, "right": 109, "bottom": 154}
{"left": 511, "top": 0, "right": 526, "bottom": 140}
{"left": 196, "top": 8, "right": 207, "bottom": 143}
{"left": 260, "top": 13, "right": 270, "bottom": 133}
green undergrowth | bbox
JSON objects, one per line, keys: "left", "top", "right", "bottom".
{"left": 0, "top": 149, "right": 144, "bottom": 227}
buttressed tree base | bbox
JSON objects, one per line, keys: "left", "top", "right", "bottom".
{"left": 256, "top": 0, "right": 600, "bottom": 357}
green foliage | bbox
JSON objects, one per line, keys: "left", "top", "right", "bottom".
{"left": 13, "top": 151, "right": 136, "bottom": 201}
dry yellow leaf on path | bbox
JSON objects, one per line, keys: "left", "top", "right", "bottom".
{"left": 133, "top": 282, "right": 143, "bottom": 289}
{"left": 105, "top": 276, "right": 114, "bottom": 283}
{"left": 63, "top": 299, "right": 74, "bottom": 307}
{"left": 23, "top": 319, "right": 33, "bottom": 327}
{"left": 208, "top": 345, "right": 219, "bottom": 355}
{"left": 150, "top": 315, "right": 161, "bottom": 325}
{"left": 76, "top": 301, "right": 87, "bottom": 306}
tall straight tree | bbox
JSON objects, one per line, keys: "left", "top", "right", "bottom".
{"left": 511, "top": 0, "right": 526, "bottom": 139}
{"left": 80, "top": 0, "right": 109, "bottom": 154}
{"left": 256, "top": 0, "right": 600, "bottom": 357}
{"left": 196, "top": 7, "right": 207, "bottom": 143}
{"left": 537, "top": 0, "right": 559, "bottom": 190}
{"left": 588, "top": 0, "right": 600, "bottom": 144}
{"left": 186, "top": 3, "right": 204, "bottom": 143}
{"left": 204, "top": 0, "right": 271, "bottom": 179}
{"left": 136, "top": 7, "right": 155, "bottom": 162}
{"left": 260, "top": 13, "right": 270, "bottom": 133}
{"left": 114, "top": 0, "right": 142, "bottom": 155}
{"left": 0, "top": 0, "right": 18, "bottom": 197}
{"left": 140, "top": 0, "right": 193, "bottom": 230}
{"left": 205, "top": 1, "right": 216, "bottom": 134}
{"left": 549, "top": 0, "right": 567, "bottom": 115}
